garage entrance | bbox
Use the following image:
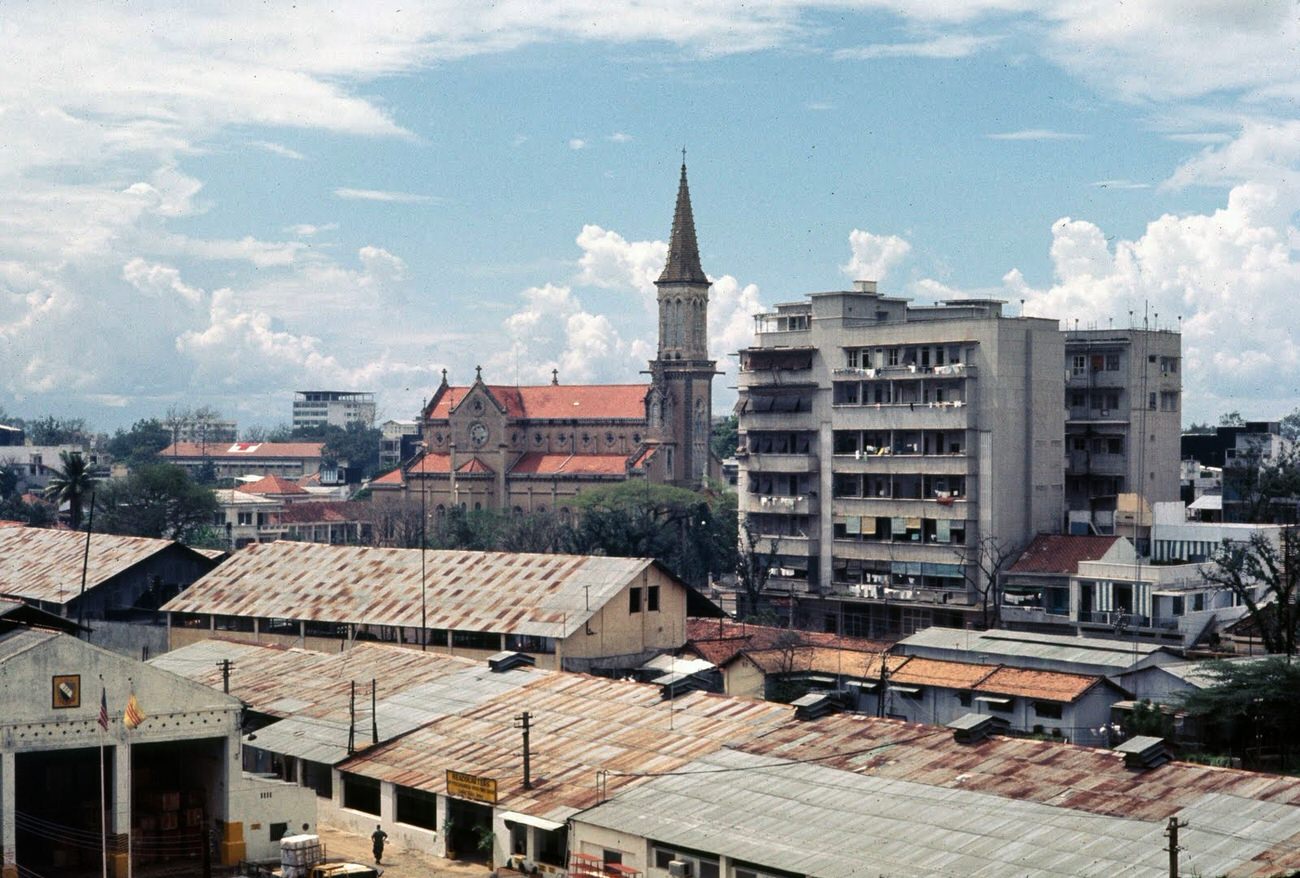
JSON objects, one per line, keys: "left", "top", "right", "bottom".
{"left": 129, "top": 737, "right": 226, "bottom": 873}
{"left": 14, "top": 746, "right": 111, "bottom": 876}
{"left": 444, "top": 798, "right": 493, "bottom": 862}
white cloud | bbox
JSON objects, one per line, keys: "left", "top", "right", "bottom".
{"left": 1010, "top": 178, "right": 1300, "bottom": 421}
{"left": 284, "top": 223, "right": 338, "bottom": 237}
{"left": 1165, "top": 132, "right": 1233, "bottom": 145}
{"left": 575, "top": 225, "right": 667, "bottom": 297}
{"left": 608, "top": 132, "right": 633, "bottom": 143}
{"left": 842, "top": 229, "right": 912, "bottom": 282}
{"left": 121, "top": 258, "right": 203, "bottom": 305}
{"left": 251, "top": 141, "right": 306, "bottom": 160}
{"left": 1164, "top": 120, "right": 1300, "bottom": 192}
{"left": 568, "top": 138, "right": 587, "bottom": 150}
{"left": 986, "top": 129, "right": 1086, "bottom": 141}
{"left": 834, "top": 33, "right": 997, "bottom": 60}
{"left": 333, "top": 188, "right": 438, "bottom": 204}
{"left": 805, "top": 100, "right": 836, "bottom": 111}
{"left": 1092, "top": 179, "right": 1151, "bottom": 190}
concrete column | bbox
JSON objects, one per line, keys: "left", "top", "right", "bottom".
{"left": 2, "top": 750, "right": 16, "bottom": 877}
{"left": 112, "top": 742, "right": 131, "bottom": 834}
{"left": 379, "top": 781, "right": 396, "bottom": 827}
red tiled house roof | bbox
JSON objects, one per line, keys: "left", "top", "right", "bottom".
{"left": 426, "top": 384, "right": 649, "bottom": 421}
{"left": 1008, "top": 534, "right": 1124, "bottom": 575}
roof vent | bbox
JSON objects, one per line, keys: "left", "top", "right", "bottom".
{"left": 791, "top": 690, "right": 845, "bottom": 721}
{"left": 657, "top": 671, "right": 708, "bottom": 700}
{"left": 1114, "top": 735, "right": 1171, "bottom": 770}
{"left": 946, "top": 713, "right": 1008, "bottom": 744}
{"left": 487, "top": 651, "right": 537, "bottom": 673}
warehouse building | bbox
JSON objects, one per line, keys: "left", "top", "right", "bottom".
{"left": 162, "top": 540, "right": 717, "bottom": 671}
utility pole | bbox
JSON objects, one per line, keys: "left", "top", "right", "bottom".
{"left": 371, "top": 678, "right": 378, "bottom": 744}
{"left": 876, "top": 651, "right": 889, "bottom": 718}
{"left": 347, "top": 681, "right": 356, "bottom": 755}
{"left": 1165, "top": 816, "right": 1188, "bottom": 878}
{"left": 514, "top": 711, "right": 533, "bottom": 789}
{"left": 217, "top": 659, "right": 232, "bottom": 694}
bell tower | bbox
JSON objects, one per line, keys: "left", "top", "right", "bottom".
{"left": 649, "top": 157, "right": 717, "bottom": 486}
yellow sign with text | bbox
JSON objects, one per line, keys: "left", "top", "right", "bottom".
{"left": 446, "top": 769, "right": 498, "bottom": 804}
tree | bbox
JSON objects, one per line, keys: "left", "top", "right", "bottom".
{"left": 96, "top": 464, "right": 218, "bottom": 542}
{"left": 1219, "top": 410, "right": 1246, "bottom": 427}
{"left": 959, "top": 536, "right": 1016, "bottom": 630}
{"left": 1183, "top": 420, "right": 1215, "bottom": 435}
{"left": 25, "top": 415, "right": 90, "bottom": 446}
{"left": 1178, "top": 657, "right": 1300, "bottom": 770}
{"left": 368, "top": 494, "right": 428, "bottom": 548}
{"left": 1223, "top": 445, "right": 1300, "bottom": 523}
{"left": 107, "top": 418, "right": 171, "bottom": 468}
{"left": 44, "top": 450, "right": 96, "bottom": 529}
{"left": 710, "top": 415, "right": 739, "bottom": 460}
{"left": 1281, "top": 407, "right": 1300, "bottom": 443}
{"left": 736, "top": 516, "right": 778, "bottom": 621}
{"left": 1202, "top": 528, "right": 1300, "bottom": 656}
{"left": 321, "top": 423, "right": 383, "bottom": 482}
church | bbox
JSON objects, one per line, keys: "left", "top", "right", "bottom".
{"left": 375, "top": 162, "right": 717, "bottom": 517}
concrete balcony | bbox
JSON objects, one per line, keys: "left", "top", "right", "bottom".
{"left": 830, "top": 539, "right": 969, "bottom": 564}
{"left": 824, "top": 580, "right": 977, "bottom": 607}
{"left": 1067, "top": 407, "right": 1130, "bottom": 424}
{"left": 755, "top": 534, "right": 819, "bottom": 556}
{"left": 1067, "top": 452, "right": 1128, "bottom": 476}
{"left": 832, "top": 497, "right": 970, "bottom": 518}
{"left": 831, "top": 453, "right": 972, "bottom": 476}
{"left": 739, "top": 371, "right": 818, "bottom": 388}
{"left": 835, "top": 363, "right": 977, "bottom": 380}
{"left": 748, "top": 453, "right": 820, "bottom": 474}
{"left": 751, "top": 494, "right": 814, "bottom": 515}
{"left": 740, "top": 411, "right": 818, "bottom": 431}
{"left": 830, "top": 403, "right": 970, "bottom": 430}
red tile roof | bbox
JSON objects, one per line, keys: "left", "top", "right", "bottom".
{"left": 409, "top": 452, "right": 452, "bottom": 474}
{"left": 427, "top": 384, "right": 649, "bottom": 420}
{"left": 279, "top": 501, "right": 371, "bottom": 524}
{"left": 370, "top": 469, "right": 404, "bottom": 487}
{"left": 509, "top": 453, "right": 629, "bottom": 476}
{"left": 160, "top": 442, "right": 324, "bottom": 460}
{"left": 458, "top": 458, "right": 494, "bottom": 475}
{"left": 1008, "top": 534, "right": 1123, "bottom": 575}
{"left": 238, "top": 474, "right": 309, "bottom": 496}
{"left": 974, "top": 666, "right": 1105, "bottom": 702}
{"left": 890, "top": 656, "right": 996, "bottom": 689}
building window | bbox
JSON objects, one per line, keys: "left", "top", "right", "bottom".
{"left": 629, "top": 587, "right": 643, "bottom": 614}
{"left": 395, "top": 786, "right": 438, "bottom": 830}
{"left": 653, "top": 846, "right": 720, "bottom": 878}
{"left": 846, "top": 349, "right": 859, "bottom": 368}
{"left": 888, "top": 348, "right": 900, "bottom": 366}
{"left": 1105, "top": 353, "right": 1120, "bottom": 371}
{"left": 1149, "top": 392, "right": 1158, "bottom": 410}
{"left": 537, "top": 828, "right": 567, "bottom": 866}
{"left": 302, "top": 760, "right": 333, "bottom": 799}
{"left": 452, "top": 630, "right": 501, "bottom": 650}
{"left": 648, "top": 585, "right": 660, "bottom": 612}
{"left": 237, "top": 512, "right": 254, "bottom": 526}
{"left": 1071, "top": 355, "right": 1087, "bottom": 376}
{"left": 341, "top": 773, "right": 381, "bottom": 815}
{"left": 1033, "top": 701, "right": 1064, "bottom": 720}
{"left": 957, "top": 692, "right": 972, "bottom": 707}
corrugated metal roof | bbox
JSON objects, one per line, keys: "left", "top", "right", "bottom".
{"left": 896, "top": 627, "right": 1168, "bottom": 670}
{"left": 160, "top": 541, "right": 656, "bottom": 638}
{"left": 0, "top": 628, "right": 60, "bottom": 663}
{"left": 0, "top": 527, "right": 201, "bottom": 606}
{"left": 575, "top": 748, "right": 1300, "bottom": 878}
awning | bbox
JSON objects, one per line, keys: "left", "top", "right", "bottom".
{"left": 974, "top": 695, "right": 1011, "bottom": 705}
{"left": 501, "top": 811, "right": 566, "bottom": 832}
{"left": 889, "top": 685, "right": 920, "bottom": 694}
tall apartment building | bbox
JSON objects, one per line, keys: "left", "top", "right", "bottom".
{"left": 291, "top": 390, "right": 376, "bottom": 431}
{"left": 163, "top": 414, "right": 238, "bottom": 447}
{"left": 737, "top": 281, "right": 1064, "bottom": 637}
{"left": 1063, "top": 329, "right": 1181, "bottom": 540}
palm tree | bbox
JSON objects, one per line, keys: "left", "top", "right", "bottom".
{"left": 44, "top": 450, "right": 95, "bottom": 529}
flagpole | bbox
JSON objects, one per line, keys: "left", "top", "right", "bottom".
{"left": 100, "top": 720, "right": 107, "bottom": 878}
{"left": 126, "top": 726, "right": 132, "bottom": 878}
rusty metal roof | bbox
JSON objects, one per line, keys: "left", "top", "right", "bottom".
{"left": 160, "top": 541, "right": 656, "bottom": 637}
{"left": 0, "top": 527, "right": 205, "bottom": 606}
{"left": 340, "top": 669, "right": 795, "bottom": 822}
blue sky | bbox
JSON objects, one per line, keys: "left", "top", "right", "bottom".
{"left": 1, "top": 2, "right": 1297, "bottom": 432}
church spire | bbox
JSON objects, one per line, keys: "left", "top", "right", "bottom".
{"left": 656, "top": 159, "right": 708, "bottom": 286}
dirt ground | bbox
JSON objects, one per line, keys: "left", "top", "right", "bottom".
{"left": 317, "top": 821, "right": 489, "bottom": 878}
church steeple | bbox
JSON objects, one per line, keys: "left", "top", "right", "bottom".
{"left": 656, "top": 160, "right": 708, "bottom": 286}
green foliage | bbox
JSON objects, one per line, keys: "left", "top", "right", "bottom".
{"left": 1183, "top": 421, "right": 1215, "bottom": 435}
{"left": 1219, "top": 410, "right": 1246, "bottom": 427}
{"left": 710, "top": 414, "right": 739, "bottom": 460}
{"left": 1282, "top": 408, "right": 1300, "bottom": 443}
{"left": 1122, "top": 699, "right": 1176, "bottom": 740}
{"left": 1178, "top": 657, "right": 1300, "bottom": 770}
{"left": 43, "top": 450, "right": 96, "bottom": 529}
{"left": 0, "top": 464, "right": 17, "bottom": 500}
{"left": 96, "top": 463, "right": 218, "bottom": 542}
{"left": 107, "top": 418, "right": 171, "bottom": 468}
{"left": 321, "top": 423, "right": 383, "bottom": 481}
{"left": 1204, "top": 527, "right": 1300, "bottom": 656}
{"left": 23, "top": 415, "right": 89, "bottom": 446}
{"left": 1223, "top": 446, "right": 1300, "bottom": 524}
{"left": 0, "top": 492, "right": 56, "bottom": 527}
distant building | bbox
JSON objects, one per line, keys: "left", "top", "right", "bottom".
{"left": 0, "top": 444, "right": 102, "bottom": 494}
{"left": 292, "top": 390, "right": 376, "bottom": 431}
{"left": 159, "top": 441, "right": 326, "bottom": 481}
{"left": 1063, "top": 329, "right": 1182, "bottom": 536}
{"left": 163, "top": 414, "right": 238, "bottom": 447}
{"left": 379, "top": 418, "right": 421, "bottom": 470}
{"left": 385, "top": 162, "right": 717, "bottom": 516}
{"left": 0, "top": 423, "right": 24, "bottom": 446}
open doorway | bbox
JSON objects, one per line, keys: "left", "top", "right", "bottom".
{"left": 444, "top": 798, "right": 493, "bottom": 862}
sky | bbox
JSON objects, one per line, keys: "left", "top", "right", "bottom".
{"left": 1, "top": 1, "right": 1298, "bottom": 433}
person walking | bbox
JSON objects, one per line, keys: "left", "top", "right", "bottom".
{"left": 372, "top": 824, "right": 389, "bottom": 865}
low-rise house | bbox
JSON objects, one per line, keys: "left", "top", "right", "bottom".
{"left": 162, "top": 540, "right": 718, "bottom": 670}
{"left": 893, "top": 626, "right": 1179, "bottom": 677}
{"left": 212, "top": 488, "right": 286, "bottom": 548}
{"left": 278, "top": 500, "right": 373, "bottom": 545}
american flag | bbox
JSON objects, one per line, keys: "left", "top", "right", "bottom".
{"left": 97, "top": 688, "right": 109, "bottom": 730}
